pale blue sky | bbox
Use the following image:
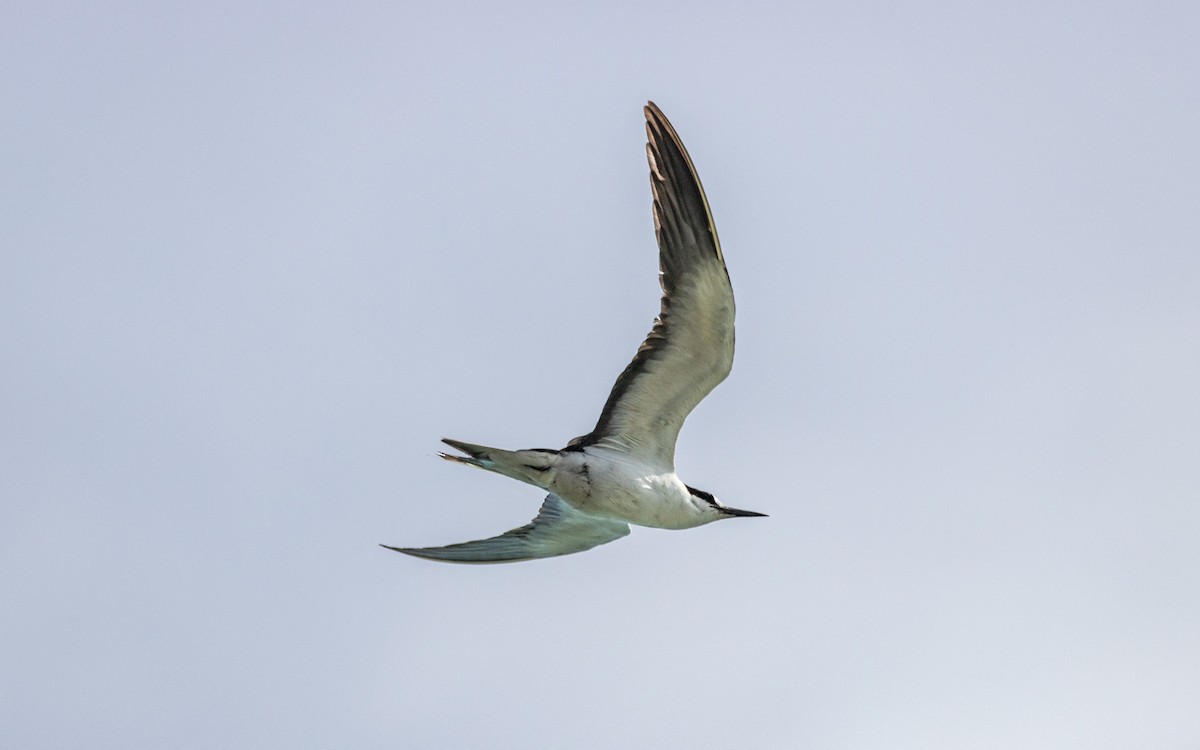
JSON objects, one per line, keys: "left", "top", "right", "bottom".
{"left": 3, "top": 2, "right": 1199, "bottom": 747}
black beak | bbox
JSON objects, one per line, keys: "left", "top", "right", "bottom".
{"left": 722, "top": 506, "right": 768, "bottom": 518}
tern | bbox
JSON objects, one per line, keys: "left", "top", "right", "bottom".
{"left": 384, "top": 102, "right": 764, "bottom": 563}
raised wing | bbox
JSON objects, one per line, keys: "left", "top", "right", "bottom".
{"left": 381, "top": 494, "right": 630, "bottom": 564}
{"left": 568, "top": 102, "right": 734, "bottom": 470}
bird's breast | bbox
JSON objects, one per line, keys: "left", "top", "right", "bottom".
{"left": 549, "top": 452, "right": 708, "bottom": 530}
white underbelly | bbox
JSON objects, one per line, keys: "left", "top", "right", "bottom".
{"left": 551, "top": 450, "right": 707, "bottom": 530}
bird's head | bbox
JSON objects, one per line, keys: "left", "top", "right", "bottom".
{"left": 686, "top": 485, "right": 767, "bottom": 522}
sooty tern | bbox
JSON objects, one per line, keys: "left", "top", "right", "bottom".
{"left": 383, "top": 102, "right": 764, "bottom": 563}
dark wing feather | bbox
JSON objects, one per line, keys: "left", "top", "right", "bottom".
{"left": 568, "top": 102, "right": 734, "bottom": 470}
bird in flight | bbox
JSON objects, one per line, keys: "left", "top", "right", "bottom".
{"left": 383, "top": 102, "right": 764, "bottom": 563}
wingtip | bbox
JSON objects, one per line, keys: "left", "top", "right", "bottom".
{"left": 380, "top": 543, "right": 538, "bottom": 565}
{"left": 644, "top": 101, "right": 667, "bottom": 133}
{"left": 380, "top": 544, "right": 445, "bottom": 561}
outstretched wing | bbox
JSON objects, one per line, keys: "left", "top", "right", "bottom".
{"left": 382, "top": 494, "right": 630, "bottom": 564}
{"left": 568, "top": 102, "right": 734, "bottom": 471}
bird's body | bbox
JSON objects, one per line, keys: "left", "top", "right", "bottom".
{"left": 442, "top": 439, "right": 718, "bottom": 530}
{"left": 384, "top": 102, "right": 765, "bottom": 563}
{"left": 556, "top": 445, "right": 708, "bottom": 530}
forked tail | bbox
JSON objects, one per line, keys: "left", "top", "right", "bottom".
{"left": 439, "top": 438, "right": 558, "bottom": 489}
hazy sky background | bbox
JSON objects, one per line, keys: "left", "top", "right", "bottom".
{"left": 3, "top": 2, "right": 1199, "bottom": 748}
